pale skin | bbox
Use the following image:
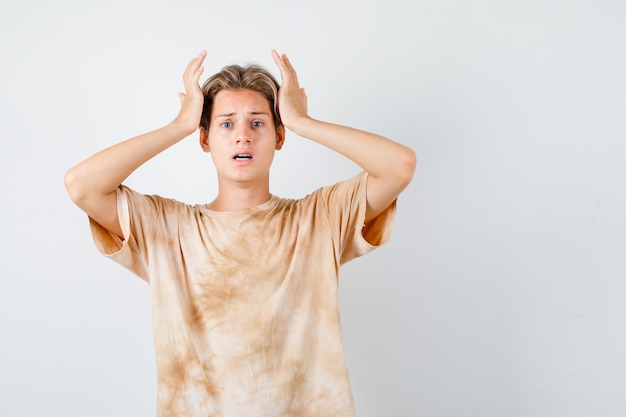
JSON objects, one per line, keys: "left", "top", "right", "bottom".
{"left": 65, "top": 50, "right": 416, "bottom": 239}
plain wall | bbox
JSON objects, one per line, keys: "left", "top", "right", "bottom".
{"left": 1, "top": 0, "right": 625, "bottom": 416}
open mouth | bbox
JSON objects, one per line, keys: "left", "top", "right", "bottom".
{"left": 233, "top": 153, "right": 252, "bottom": 160}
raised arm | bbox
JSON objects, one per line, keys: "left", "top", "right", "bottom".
{"left": 64, "top": 51, "right": 207, "bottom": 238}
{"left": 271, "top": 50, "right": 416, "bottom": 224}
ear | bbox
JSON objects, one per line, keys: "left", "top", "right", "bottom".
{"left": 275, "top": 125, "right": 285, "bottom": 150}
{"left": 199, "top": 127, "right": 210, "bottom": 153}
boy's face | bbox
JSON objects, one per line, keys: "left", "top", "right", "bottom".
{"left": 200, "top": 88, "right": 285, "bottom": 186}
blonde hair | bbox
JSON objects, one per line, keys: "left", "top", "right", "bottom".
{"left": 200, "top": 64, "right": 282, "bottom": 130}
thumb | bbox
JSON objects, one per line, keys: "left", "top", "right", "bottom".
{"left": 178, "top": 92, "right": 186, "bottom": 106}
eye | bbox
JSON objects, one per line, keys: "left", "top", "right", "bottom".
{"left": 252, "top": 121, "right": 264, "bottom": 128}
{"left": 221, "top": 121, "right": 232, "bottom": 128}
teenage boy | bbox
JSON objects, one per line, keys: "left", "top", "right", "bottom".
{"left": 65, "top": 50, "right": 416, "bottom": 417}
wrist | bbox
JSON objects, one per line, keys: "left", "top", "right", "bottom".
{"left": 170, "top": 118, "right": 199, "bottom": 138}
{"left": 284, "top": 115, "right": 313, "bottom": 136}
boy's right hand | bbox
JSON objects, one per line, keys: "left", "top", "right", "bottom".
{"left": 173, "top": 50, "right": 207, "bottom": 134}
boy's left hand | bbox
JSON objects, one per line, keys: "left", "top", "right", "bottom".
{"left": 271, "top": 50, "right": 309, "bottom": 130}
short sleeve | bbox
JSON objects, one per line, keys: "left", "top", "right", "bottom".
{"left": 89, "top": 185, "right": 177, "bottom": 282}
{"left": 317, "top": 171, "right": 397, "bottom": 264}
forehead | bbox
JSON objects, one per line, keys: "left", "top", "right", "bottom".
{"left": 212, "top": 88, "right": 271, "bottom": 115}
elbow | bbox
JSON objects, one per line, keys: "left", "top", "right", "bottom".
{"left": 396, "top": 145, "right": 417, "bottom": 189}
{"left": 64, "top": 166, "right": 86, "bottom": 205}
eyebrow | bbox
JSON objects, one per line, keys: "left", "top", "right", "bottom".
{"left": 214, "top": 111, "right": 270, "bottom": 119}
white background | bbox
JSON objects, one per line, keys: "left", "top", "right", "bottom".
{"left": 1, "top": 0, "right": 625, "bottom": 416}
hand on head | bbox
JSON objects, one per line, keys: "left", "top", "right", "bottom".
{"left": 174, "top": 50, "right": 207, "bottom": 134}
{"left": 271, "top": 50, "right": 309, "bottom": 130}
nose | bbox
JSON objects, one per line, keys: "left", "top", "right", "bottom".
{"left": 235, "top": 124, "right": 253, "bottom": 143}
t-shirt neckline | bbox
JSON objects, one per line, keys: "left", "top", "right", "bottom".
{"left": 198, "top": 194, "right": 279, "bottom": 215}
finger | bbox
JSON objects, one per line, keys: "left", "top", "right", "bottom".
{"left": 280, "top": 53, "right": 299, "bottom": 84}
{"left": 184, "top": 52, "right": 202, "bottom": 74}
{"left": 182, "top": 56, "right": 206, "bottom": 96}
{"left": 281, "top": 53, "right": 293, "bottom": 71}
{"left": 271, "top": 49, "right": 281, "bottom": 64}
{"left": 193, "top": 65, "right": 205, "bottom": 81}
{"left": 271, "top": 49, "right": 287, "bottom": 80}
{"left": 271, "top": 50, "right": 298, "bottom": 83}
{"left": 197, "top": 49, "right": 207, "bottom": 62}
{"left": 194, "top": 51, "right": 207, "bottom": 77}
{"left": 184, "top": 50, "right": 207, "bottom": 81}
{"left": 178, "top": 92, "right": 185, "bottom": 106}
{"left": 192, "top": 50, "right": 207, "bottom": 68}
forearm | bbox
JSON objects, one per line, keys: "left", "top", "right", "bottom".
{"left": 65, "top": 121, "right": 192, "bottom": 200}
{"left": 289, "top": 116, "right": 415, "bottom": 182}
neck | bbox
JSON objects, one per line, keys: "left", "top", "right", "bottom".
{"left": 207, "top": 180, "right": 272, "bottom": 212}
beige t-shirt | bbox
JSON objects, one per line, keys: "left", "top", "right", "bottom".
{"left": 90, "top": 172, "right": 396, "bottom": 417}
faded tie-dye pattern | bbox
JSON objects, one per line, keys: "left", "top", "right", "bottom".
{"left": 89, "top": 172, "right": 396, "bottom": 417}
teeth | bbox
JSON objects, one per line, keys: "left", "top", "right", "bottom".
{"left": 234, "top": 154, "right": 252, "bottom": 160}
